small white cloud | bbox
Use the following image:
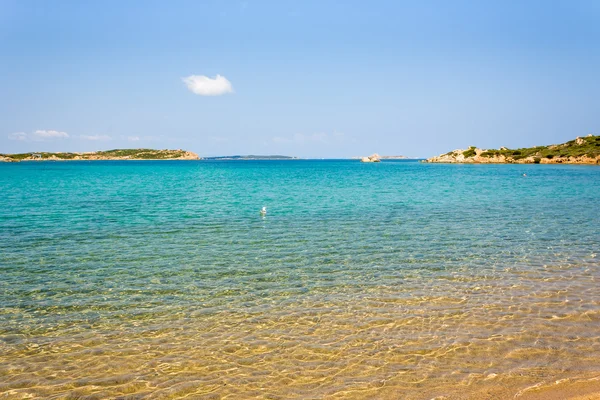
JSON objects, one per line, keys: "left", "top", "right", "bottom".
{"left": 128, "top": 136, "right": 140, "bottom": 142}
{"left": 182, "top": 74, "right": 234, "bottom": 96}
{"left": 80, "top": 135, "right": 111, "bottom": 141}
{"left": 8, "top": 130, "right": 69, "bottom": 141}
{"left": 34, "top": 130, "right": 69, "bottom": 139}
{"left": 8, "top": 132, "right": 27, "bottom": 141}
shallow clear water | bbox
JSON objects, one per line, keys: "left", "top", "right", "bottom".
{"left": 0, "top": 160, "right": 599, "bottom": 399}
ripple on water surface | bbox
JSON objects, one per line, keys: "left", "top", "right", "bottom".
{"left": 0, "top": 160, "right": 599, "bottom": 399}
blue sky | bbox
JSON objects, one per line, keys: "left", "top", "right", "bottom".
{"left": 1, "top": 0, "right": 598, "bottom": 158}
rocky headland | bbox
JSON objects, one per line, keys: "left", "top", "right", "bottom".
{"left": 425, "top": 134, "right": 600, "bottom": 165}
{"left": 0, "top": 149, "right": 200, "bottom": 162}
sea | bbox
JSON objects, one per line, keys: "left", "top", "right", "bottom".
{"left": 0, "top": 160, "right": 599, "bottom": 399}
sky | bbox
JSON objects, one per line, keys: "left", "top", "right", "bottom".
{"left": 0, "top": 0, "right": 599, "bottom": 158}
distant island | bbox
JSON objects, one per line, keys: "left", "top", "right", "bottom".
{"left": 356, "top": 154, "right": 411, "bottom": 162}
{"left": 0, "top": 149, "right": 200, "bottom": 162}
{"left": 202, "top": 155, "right": 299, "bottom": 160}
{"left": 379, "top": 155, "right": 411, "bottom": 160}
{"left": 425, "top": 134, "right": 600, "bottom": 164}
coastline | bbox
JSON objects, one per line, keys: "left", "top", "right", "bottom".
{"left": 513, "top": 378, "right": 600, "bottom": 400}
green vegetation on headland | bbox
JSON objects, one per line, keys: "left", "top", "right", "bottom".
{"left": 0, "top": 149, "right": 200, "bottom": 162}
{"left": 461, "top": 146, "right": 477, "bottom": 158}
{"left": 426, "top": 135, "right": 600, "bottom": 164}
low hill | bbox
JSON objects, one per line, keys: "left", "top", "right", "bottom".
{"left": 0, "top": 149, "right": 200, "bottom": 162}
{"left": 425, "top": 135, "right": 600, "bottom": 164}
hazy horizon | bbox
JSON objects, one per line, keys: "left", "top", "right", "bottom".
{"left": 1, "top": 0, "right": 599, "bottom": 158}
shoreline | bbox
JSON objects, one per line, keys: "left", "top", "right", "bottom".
{"left": 512, "top": 377, "right": 600, "bottom": 400}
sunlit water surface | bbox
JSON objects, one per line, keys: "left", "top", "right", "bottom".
{"left": 0, "top": 160, "right": 599, "bottom": 399}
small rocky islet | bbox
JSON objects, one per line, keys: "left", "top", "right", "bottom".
{"left": 358, "top": 154, "right": 410, "bottom": 162}
{"left": 425, "top": 134, "right": 600, "bottom": 164}
{"left": 360, "top": 153, "right": 381, "bottom": 162}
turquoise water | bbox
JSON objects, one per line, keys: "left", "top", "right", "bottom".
{"left": 0, "top": 160, "right": 599, "bottom": 399}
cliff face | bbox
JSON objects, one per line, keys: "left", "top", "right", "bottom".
{"left": 0, "top": 149, "right": 200, "bottom": 162}
{"left": 425, "top": 135, "right": 600, "bottom": 165}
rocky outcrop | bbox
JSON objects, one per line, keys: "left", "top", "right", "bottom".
{"left": 537, "top": 155, "right": 600, "bottom": 164}
{"left": 177, "top": 151, "right": 200, "bottom": 160}
{"left": 426, "top": 147, "right": 513, "bottom": 164}
{"left": 360, "top": 153, "right": 381, "bottom": 163}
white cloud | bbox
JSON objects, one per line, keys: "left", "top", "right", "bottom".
{"left": 8, "top": 132, "right": 27, "bottom": 141}
{"left": 34, "top": 130, "right": 69, "bottom": 139}
{"left": 182, "top": 74, "right": 234, "bottom": 96}
{"left": 128, "top": 136, "right": 140, "bottom": 142}
{"left": 80, "top": 134, "right": 111, "bottom": 141}
{"left": 8, "top": 130, "right": 69, "bottom": 141}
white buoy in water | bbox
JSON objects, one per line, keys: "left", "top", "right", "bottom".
{"left": 260, "top": 206, "right": 267, "bottom": 216}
